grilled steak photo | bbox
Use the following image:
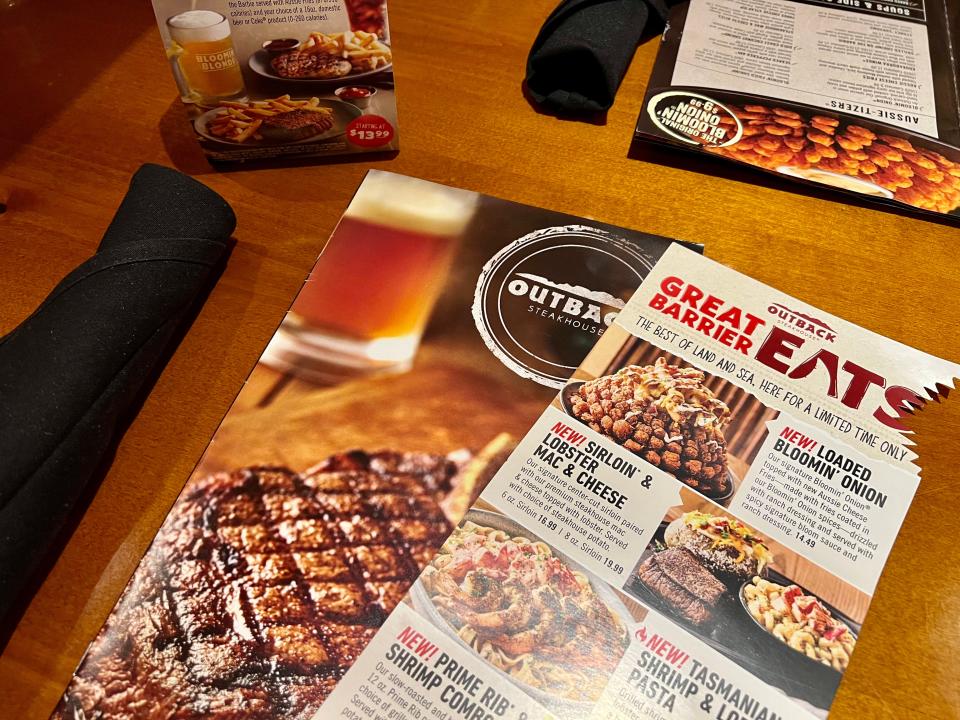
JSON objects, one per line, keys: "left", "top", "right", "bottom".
{"left": 260, "top": 109, "right": 335, "bottom": 142}
{"left": 663, "top": 512, "right": 772, "bottom": 584}
{"left": 53, "top": 448, "right": 497, "bottom": 720}
{"left": 635, "top": 548, "right": 725, "bottom": 626}
{"left": 271, "top": 51, "right": 352, "bottom": 79}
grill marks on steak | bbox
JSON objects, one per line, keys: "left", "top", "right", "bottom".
{"left": 54, "top": 452, "right": 462, "bottom": 720}
{"left": 262, "top": 109, "right": 333, "bottom": 132}
{"left": 271, "top": 50, "right": 352, "bottom": 79}
{"left": 636, "top": 548, "right": 725, "bottom": 626}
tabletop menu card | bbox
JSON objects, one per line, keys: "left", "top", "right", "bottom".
{"left": 152, "top": 0, "right": 397, "bottom": 163}
{"left": 50, "top": 171, "right": 692, "bottom": 719}
{"left": 633, "top": 0, "right": 960, "bottom": 222}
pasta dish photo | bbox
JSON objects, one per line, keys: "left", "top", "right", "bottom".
{"left": 416, "top": 512, "right": 629, "bottom": 708}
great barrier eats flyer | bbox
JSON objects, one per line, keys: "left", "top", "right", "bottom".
{"left": 321, "top": 245, "right": 958, "bottom": 720}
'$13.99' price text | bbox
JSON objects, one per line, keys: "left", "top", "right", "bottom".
{"left": 345, "top": 115, "right": 394, "bottom": 147}
{"left": 349, "top": 128, "right": 390, "bottom": 141}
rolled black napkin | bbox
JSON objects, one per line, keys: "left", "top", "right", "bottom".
{"left": 0, "top": 164, "right": 234, "bottom": 632}
{"left": 526, "top": 0, "right": 671, "bottom": 114}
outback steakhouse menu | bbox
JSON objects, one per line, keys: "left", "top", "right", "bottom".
{"left": 152, "top": 0, "right": 397, "bottom": 163}
{"left": 634, "top": 0, "right": 960, "bottom": 221}
{"left": 316, "top": 245, "right": 958, "bottom": 720}
{"left": 51, "top": 172, "right": 698, "bottom": 719}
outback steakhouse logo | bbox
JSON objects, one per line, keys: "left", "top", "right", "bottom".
{"left": 769, "top": 303, "right": 837, "bottom": 342}
{"left": 505, "top": 274, "right": 625, "bottom": 330}
{"left": 473, "top": 226, "right": 655, "bottom": 388}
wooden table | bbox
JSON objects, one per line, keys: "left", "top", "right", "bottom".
{"left": 1, "top": 1, "right": 958, "bottom": 718}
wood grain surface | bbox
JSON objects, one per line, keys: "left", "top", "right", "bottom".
{"left": 196, "top": 338, "right": 553, "bottom": 478}
{"left": 1, "top": 1, "right": 958, "bottom": 718}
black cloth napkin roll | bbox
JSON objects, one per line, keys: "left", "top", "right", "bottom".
{"left": 526, "top": 0, "right": 672, "bottom": 114}
{"left": 0, "top": 164, "right": 235, "bottom": 633}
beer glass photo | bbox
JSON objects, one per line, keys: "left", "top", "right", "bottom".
{"left": 345, "top": 0, "right": 389, "bottom": 39}
{"left": 264, "top": 173, "right": 479, "bottom": 382}
{"left": 166, "top": 10, "right": 245, "bottom": 103}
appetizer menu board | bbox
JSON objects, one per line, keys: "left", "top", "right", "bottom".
{"left": 633, "top": 0, "right": 960, "bottom": 222}
{"left": 50, "top": 172, "right": 698, "bottom": 719}
{"left": 152, "top": 0, "right": 397, "bottom": 163}
{"left": 318, "top": 245, "right": 959, "bottom": 720}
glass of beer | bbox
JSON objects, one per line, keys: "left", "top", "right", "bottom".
{"left": 166, "top": 10, "right": 245, "bottom": 103}
{"left": 263, "top": 173, "right": 478, "bottom": 383}
{"left": 345, "top": 0, "right": 389, "bottom": 39}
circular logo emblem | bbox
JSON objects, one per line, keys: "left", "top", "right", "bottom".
{"left": 346, "top": 115, "right": 395, "bottom": 147}
{"left": 646, "top": 91, "right": 742, "bottom": 148}
{"left": 472, "top": 226, "right": 655, "bottom": 388}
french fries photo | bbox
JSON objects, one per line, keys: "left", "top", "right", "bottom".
{"left": 303, "top": 30, "right": 392, "bottom": 72}
{"left": 204, "top": 95, "right": 333, "bottom": 144}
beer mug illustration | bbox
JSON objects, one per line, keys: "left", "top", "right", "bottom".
{"left": 166, "top": 10, "right": 245, "bottom": 103}
{"left": 263, "top": 173, "right": 479, "bottom": 382}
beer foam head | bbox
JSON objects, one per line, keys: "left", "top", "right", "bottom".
{"left": 167, "top": 10, "right": 230, "bottom": 42}
{"left": 345, "top": 171, "right": 478, "bottom": 237}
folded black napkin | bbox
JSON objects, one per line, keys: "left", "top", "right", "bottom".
{"left": 526, "top": 0, "right": 672, "bottom": 114}
{"left": 0, "top": 164, "right": 234, "bottom": 632}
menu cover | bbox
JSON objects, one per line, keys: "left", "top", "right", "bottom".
{"left": 152, "top": 0, "right": 397, "bottom": 163}
{"left": 51, "top": 171, "right": 697, "bottom": 719}
{"left": 314, "top": 245, "right": 958, "bottom": 720}
{"left": 633, "top": 0, "right": 960, "bottom": 222}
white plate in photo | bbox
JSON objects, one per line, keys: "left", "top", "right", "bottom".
{"left": 248, "top": 49, "right": 392, "bottom": 86}
{"left": 410, "top": 508, "right": 633, "bottom": 719}
{"left": 776, "top": 166, "right": 894, "bottom": 199}
{"left": 193, "top": 99, "right": 361, "bottom": 146}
